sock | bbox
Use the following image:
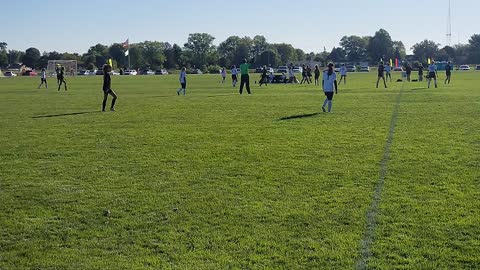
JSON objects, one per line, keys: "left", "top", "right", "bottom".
{"left": 328, "top": 100, "right": 332, "bottom": 112}
{"left": 102, "top": 100, "right": 107, "bottom": 111}
{"left": 111, "top": 98, "right": 116, "bottom": 109}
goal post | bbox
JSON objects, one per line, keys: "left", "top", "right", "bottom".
{"left": 47, "top": 60, "right": 78, "bottom": 77}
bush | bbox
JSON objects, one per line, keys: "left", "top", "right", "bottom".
{"left": 206, "top": 65, "right": 221, "bottom": 74}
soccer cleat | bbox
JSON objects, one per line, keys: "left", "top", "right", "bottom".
{"left": 110, "top": 108, "right": 115, "bottom": 112}
{"left": 322, "top": 107, "right": 326, "bottom": 112}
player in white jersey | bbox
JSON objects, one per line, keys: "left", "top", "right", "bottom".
{"left": 385, "top": 63, "right": 392, "bottom": 82}
{"left": 427, "top": 61, "right": 438, "bottom": 88}
{"left": 231, "top": 65, "right": 238, "bottom": 87}
{"left": 338, "top": 64, "right": 347, "bottom": 85}
{"left": 38, "top": 68, "right": 48, "bottom": 89}
{"left": 322, "top": 63, "right": 338, "bottom": 113}
{"left": 221, "top": 67, "right": 226, "bottom": 83}
{"left": 177, "top": 67, "right": 187, "bottom": 96}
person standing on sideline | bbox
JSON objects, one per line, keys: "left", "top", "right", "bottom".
{"left": 231, "top": 65, "right": 238, "bottom": 87}
{"left": 406, "top": 63, "right": 412, "bottom": 82}
{"left": 288, "top": 66, "right": 295, "bottom": 83}
{"left": 314, "top": 65, "right": 320, "bottom": 86}
{"left": 58, "top": 66, "right": 68, "bottom": 91}
{"left": 427, "top": 61, "right": 438, "bottom": 88}
{"left": 259, "top": 66, "right": 268, "bottom": 86}
{"left": 338, "top": 63, "right": 347, "bottom": 85}
{"left": 221, "top": 67, "right": 226, "bottom": 83}
{"left": 101, "top": 64, "right": 118, "bottom": 112}
{"left": 177, "top": 67, "right": 187, "bottom": 95}
{"left": 376, "top": 62, "right": 387, "bottom": 88}
{"left": 55, "top": 64, "right": 62, "bottom": 86}
{"left": 418, "top": 64, "right": 424, "bottom": 82}
{"left": 385, "top": 62, "right": 392, "bottom": 82}
{"left": 239, "top": 59, "right": 251, "bottom": 94}
{"left": 322, "top": 63, "right": 338, "bottom": 113}
{"left": 445, "top": 61, "right": 452, "bottom": 84}
{"left": 38, "top": 68, "right": 48, "bottom": 89}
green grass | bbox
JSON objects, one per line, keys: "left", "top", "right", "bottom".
{"left": 0, "top": 72, "right": 479, "bottom": 269}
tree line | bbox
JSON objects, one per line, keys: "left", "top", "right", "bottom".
{"left": 1, "top": 29, "right": 480, "bottom": 72}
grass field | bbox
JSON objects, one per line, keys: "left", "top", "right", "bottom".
{"left": 0, "top": 71, "right": 479, "bottom": 269}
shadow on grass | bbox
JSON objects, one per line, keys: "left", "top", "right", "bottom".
{"left": 206, "top": 93, "right": 238, "bottom": 98}
{"left": 32, "top": 111, "right": 98, "bottom": 119}
{"left": 279, "top": 112, "right": 321, "bottom": 121}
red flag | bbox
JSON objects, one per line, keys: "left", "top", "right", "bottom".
{"left": 122, "top": 39, "right": 129, "bottom": 49}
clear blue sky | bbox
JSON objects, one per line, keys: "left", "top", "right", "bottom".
{"left": 2, "top": 0, "right": 478, "bottom": 54}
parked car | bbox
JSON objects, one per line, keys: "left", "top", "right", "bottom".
{"left": 476, "top": 65, "right": 480, "bottom": 70}
{"left": 78, "top": 69, "right": 90, "bottom": 76}
{"left": 141, "top": 69, "right": 155, "bottom": 75}
{"left": 277, "top": 66, "right": 288, "bottom": 73}
{"left": 90, "top": 69, "right": 98, "bottom": 75}
{"left": 124, "top": 69, "right": 138, "bottom": 75}
{"left": 346, "top": 65, "right": 356, "bottom": 72}
{"left": 4, "top": 71, "right": 17, "bottom": 77}
{"left": 95, "top": 69, "right": 104, "bottom": 75}
{"left": 459, "top": 65, "right": 470, "bottom": 70}
{"left": 24, "top": 70, "right": 38, "bottom": 76}
{"left": 255, "top": 67, "right": 263, "bottom": 73}
{"left": 155, "top": 69, "right": 169, "bottom": 75}
{"left": 110, "top": 71, "right": 120, "bottom": 76}
{"left": 359, "top": 66, "right": 370, "bottom": 72}
{"left": 393, "top": 67, "right": 404, "bottom": 72}
{"left": 293, "top": 67, "right": 303, "bottom": 73}
{"left": 187, "top": 69, "right": 202, "bottom": 74}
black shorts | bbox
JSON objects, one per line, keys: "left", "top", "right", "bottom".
{"left": 181, "top": 83, "right": 187, "bottom": 89}
{"left": 446, "top": 72, "right": 451, "bottom": 76}
{"left": 41, "top": 78, "right": 47, "bottom": 82}
{"left": 378, "top": 73, "right": 384, "bottom": 78}
{"left": 324, "top": 92, "right": 334, "bottom": 100}
{"left": 429, "top": 72, "right": 436, "bottom": 79}
{"left": 232, "top": 74, "right": 237, "bottom": 81}
{"left": 103, "top": 88, "right": 112, "bottom": 94}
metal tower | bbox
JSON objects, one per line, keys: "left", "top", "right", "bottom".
{"left": 447, "top": 0, "right": 452, "bottom": 46}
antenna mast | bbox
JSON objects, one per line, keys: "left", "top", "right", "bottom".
{"left": 447, "top": 0, "right": 452, "bottom": 46}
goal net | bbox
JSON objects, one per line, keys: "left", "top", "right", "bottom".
{"left": 47, "top": 60, "right": 78, "bottom": 77}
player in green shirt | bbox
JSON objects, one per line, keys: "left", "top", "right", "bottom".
{"left": 239, "top": 59, "right": 251, "bottom": 94}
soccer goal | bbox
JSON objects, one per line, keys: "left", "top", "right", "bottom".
{"left": 47, "top": 60, "right": 78, "bottom": 77}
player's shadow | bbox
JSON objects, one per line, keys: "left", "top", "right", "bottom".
{"left": 32, "top": 111, "right": 97, "bottom": 119}
{"left": 279, "top": 112, "right": 320, "bottom": 121}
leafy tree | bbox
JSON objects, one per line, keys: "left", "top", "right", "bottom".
{"left": 137, "top": 41, "right": 166, "bottom": 69}
{"left": 21, "top": 47, "right": 41, "bottom": 68}
{"left": 392, "top": 41, "right": 406, "bottom": 60}
{"left": 257, "top": 49, "right": 280, "bottom": 67}
{"left": 164, "top": 43, "right": 182, "bottom": 69}
{"left": 411, "top": 40, "right": 439, "bottom": 62}
{"left": 0, "top": 51, "right": 7, "bottom": 66}
{"left": 109, "top": 43, "right": 127, "bottom": 68}
{"left": 368, "top": 29, "right": 394, "bottom": 63}
{"left": 340, "top": 35, "right": 368, "bottom": 62}
{"left": 327, "top": 47, "right": 346, "bottom": 62}
{"left": 87, "top": 44, "right": 109, "bottom": 69}
{"left": 217, "top": 36, "right": 241, "bottom": 67}
{"left": 454, "top": 44, "right": 470, "bottom": 64}
{"left": 233, "top": 37, "right": 253, "bottom": 66}
{"left": 295, "top": 48, "right": 305, "bottom": 61}
{"left": 468, "top": 34, "right": 480, "bottom": 63}
{"left": 274, "top": 43, "right": 296, "bottom": 64}
{"left": 128, "top": 46, "right": 145, "bottom": 69}
{"left": 183, "top": 33, "right": 216, "bottom": 68}
{"left": 0, "top": 42, "right": 7, "bottom": 66}
{"left": 252, "top": 35, "right": 268, "bottom": 56}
